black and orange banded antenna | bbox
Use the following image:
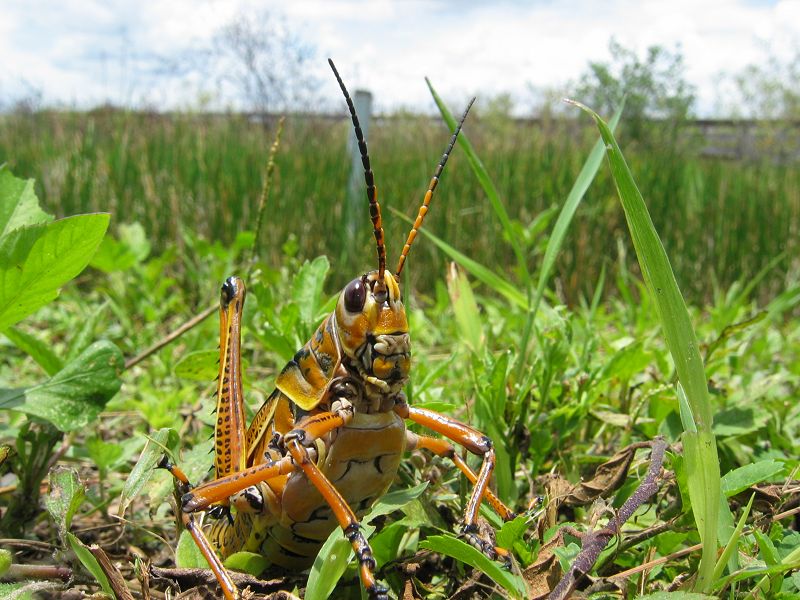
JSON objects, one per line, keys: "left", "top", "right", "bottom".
{"left": 395, "top": 97, "right": 475, "bottom": 277}
{"left": 328, "top": 58, "right": 387, "bottom": 279}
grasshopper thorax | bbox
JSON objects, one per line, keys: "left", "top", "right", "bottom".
{"left": 335, "top": 269, "right": 410, "bottom": 399}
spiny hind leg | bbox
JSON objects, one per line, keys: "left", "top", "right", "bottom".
{"left": 406, "top": 432, "right": 514, "bottom": 562}
{"left": 397, "top": 402, "right": 516, "bottom": 562}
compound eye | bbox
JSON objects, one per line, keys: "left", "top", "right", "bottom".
{"left": 343, "top": 278, "right": 367, "bottom": 313}
{"left": 220, "top": 277, "right": 237, "bottom": 306}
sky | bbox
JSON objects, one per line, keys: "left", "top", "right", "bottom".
{"left": 2, "top": 0, "right": 799, "bottom": 116}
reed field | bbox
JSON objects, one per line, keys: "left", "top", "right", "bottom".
{"left": 0, "top": 108, "right": 796, "bottom": 305}
{"left": 1, "top": 102, "right": 799, "bottom": 599}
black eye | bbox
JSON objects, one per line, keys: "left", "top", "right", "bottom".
{"left": 221, "top": 277, "right": 237, "bottom": 306}
{"left": 343, "top": 278, "right": 366, "bottom": 313}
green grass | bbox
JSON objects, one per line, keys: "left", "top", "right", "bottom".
{"left": 0, "top": 108, "right": 796, "bottom": 305}
{"left": 1, "top": 105, "right": 799, "bottom": 599}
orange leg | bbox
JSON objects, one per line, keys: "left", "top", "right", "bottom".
{"left": 284, "top": 436, "right": 388, "bottom": 600}
{"left": 396, "top": 402, "right": 515, "bottom": 559}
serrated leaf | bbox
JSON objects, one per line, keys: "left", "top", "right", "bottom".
{"left": 3, "top": 326, "right": 63, "bottom": 375}
{"left": 66, "top": 533, "right": 113, "bottom": 597}
{"left": 0, "top": 213, "right": 109, "bottom": 331}
{"left": 0, "top": 340, "right": 124, "bottom": 431}
{"left": 44, "top": 467, "right": 86, "bottom": 541}
{"left": 223, "top": 551, "right": 269, "bottom": 576}
{"left": 176, "top": 529, "right": 208, "bottom": 568}
{"left": 118, "top": 428, "right": 180, "bottom": 517}
{"left": 420, "top": 535, "right": 527, "bottom": 599}
{"left": 0, "top": 170, "right": 53, "bottom": 235}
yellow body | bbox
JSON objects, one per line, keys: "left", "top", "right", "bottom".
{"left": 208, "top": 270, "right": 412, "bottom": 568}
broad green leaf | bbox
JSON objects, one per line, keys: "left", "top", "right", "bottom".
{"left": 3, "top": 326, "right": 63, "bottom": 375}
{"left": 174, "top": 350, "right": 219, "bottom": 381}
{"left": 86, "top": 436, "right": 124, "bottom": 473}
{"left": 0, "top": 170, "right": 52, "bottom": 235}
{"left": 0, "top": 213, "right": 110, "bottom": 331}
{"left": 118, "top": 428, "right": 180, "bottom": 517}
{"left": 66, "top": 533, "right": 113, "bottom": 597}
{"left": 572, "top": 101, "right": 720, "bottom": 592}
{"left": 292, "top": 256, "right": 330, "bottom": 325}
{"left": 0, "top": 341, "right": 124, "bottom": 431}
{"left": 224, "top": 551, "right": 269, "bottom": 576}
{"left": 176, "top": 529, "right": 208, "bottom": 568}
{"left": 44, "top": 467, "right": 86, "bottom": 541}
{"left": 420, "top": 535, "right": 527, "bottom": 599}
{"left": 90, "top": 222, "right": 151, "bottom": 273}
{"left": 721, "top": 460, "right": 785, "bottom": 497}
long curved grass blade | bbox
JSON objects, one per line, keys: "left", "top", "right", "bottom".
{"left": 425, "top": 78, "right": 531, "bottom": 287}
{"left": 392, "top": 208, "right": 526, "bottom": 308}
{"left": 569, "top": 99, "right": 720, "bottom": 593}
{"left": 533, "top": 101, "right": 624, "bottom": 318}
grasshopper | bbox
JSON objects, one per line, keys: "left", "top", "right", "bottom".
{"left": 163, "top": 59, "right": 515, "bottom": 599}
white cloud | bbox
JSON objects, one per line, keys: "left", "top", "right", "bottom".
{"left": 1, "top": 0, "right": 798, "bottom": 115}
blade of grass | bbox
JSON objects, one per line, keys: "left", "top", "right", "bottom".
{"left": 425, "top": 78, "right": 531, "bottom": 288}
{"left": 569, "top": 99, "right": 720, "bottom": 593}
{"left": 392, "top": 208, "right": 527, "bottom": 309}
{"left": 520, "top": 101, "right": 624, "bottom": 376}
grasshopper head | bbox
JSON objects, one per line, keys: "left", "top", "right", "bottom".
{"left": 335, "top": 269, "right": 410, "bottom": 392}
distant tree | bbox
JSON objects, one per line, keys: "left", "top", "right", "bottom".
{"left": 212, "top": 11, "right": 320, "bottom": 113}
{"left": 168, "top": 9, "right": 320, "bottom": 113}
{"left": 574, "top": 38, "right": 696, "bottom": 140}
{"left": 721, "top": 49, "right": 800, "bottom": 119}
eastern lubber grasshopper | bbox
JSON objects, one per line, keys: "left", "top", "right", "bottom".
{"left": 162, "top": 59, "right": 516, "bottom": 600}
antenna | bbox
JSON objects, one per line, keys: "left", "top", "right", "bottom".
{"left": 396, "top": 97, "right": 475, "bottom": 276}
{"left": 328, "top": 58, "right": 387, "bottom": 279}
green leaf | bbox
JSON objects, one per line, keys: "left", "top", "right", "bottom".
{"left": 496, "top": 513, "right": 530, "bottom": 551}
{"left": 636, "top": 593, "right": 716, "bottom": 599}
{"left": 446, "top": 264, "right": 483, "bottom": 353}
{"left": 3, "top": 326, "right": 63, "bottom": 375}
{"left": 0, "top": 170, "right": 53, "bottom": 235}
{"left": 44, "top": 467, "right": 86, "bottom": 541}
{"left": 118, "top": 428, "right": 180, "bottom": 517}
{"left": 532, "top": 102, "right": 624, "bottom": 319}
{"left": 571, "top": 100, "right": 720, "bottom": 592}
{"left": 86, "top": 436, "right": 124, "bottom": 473}
{"left": 0, "top": 548, "right": 12, "bottom": 576}
{"left": 305, "top": 483, "right": 428, "bottom": 600}
{"left": 174, "top": 350, "right": 219, "bottom": 381}
{"left": 176, "top": 529, "right": 208, "bottom": 569}
{"left": 712, "top": 493, "right": 753, "bottom": 582}
{"left": 223, "top": 551, "right": 269, "bottom": 576}
{"left": 721, "top": 460, "right": 785, "bottom": 497}
{"left": 420, "top": 535, "right": 527, "bottom": 599}
{"left": 397, "top": 211, "right": 526, "bottom": 309}
{"left": 292, "top": 256, "right": 330, "bottom": 325}
{"left": 66, "top": 532, "right": 113, "bottom": 597}
{"left": 90, "top": 222, "right": 151, "bottom": 273}
{"left": 0, "top": 213, "right": 110, "bottom": 331}
{"left": 0, "top": 340, "right": 124, "bottom": 431}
